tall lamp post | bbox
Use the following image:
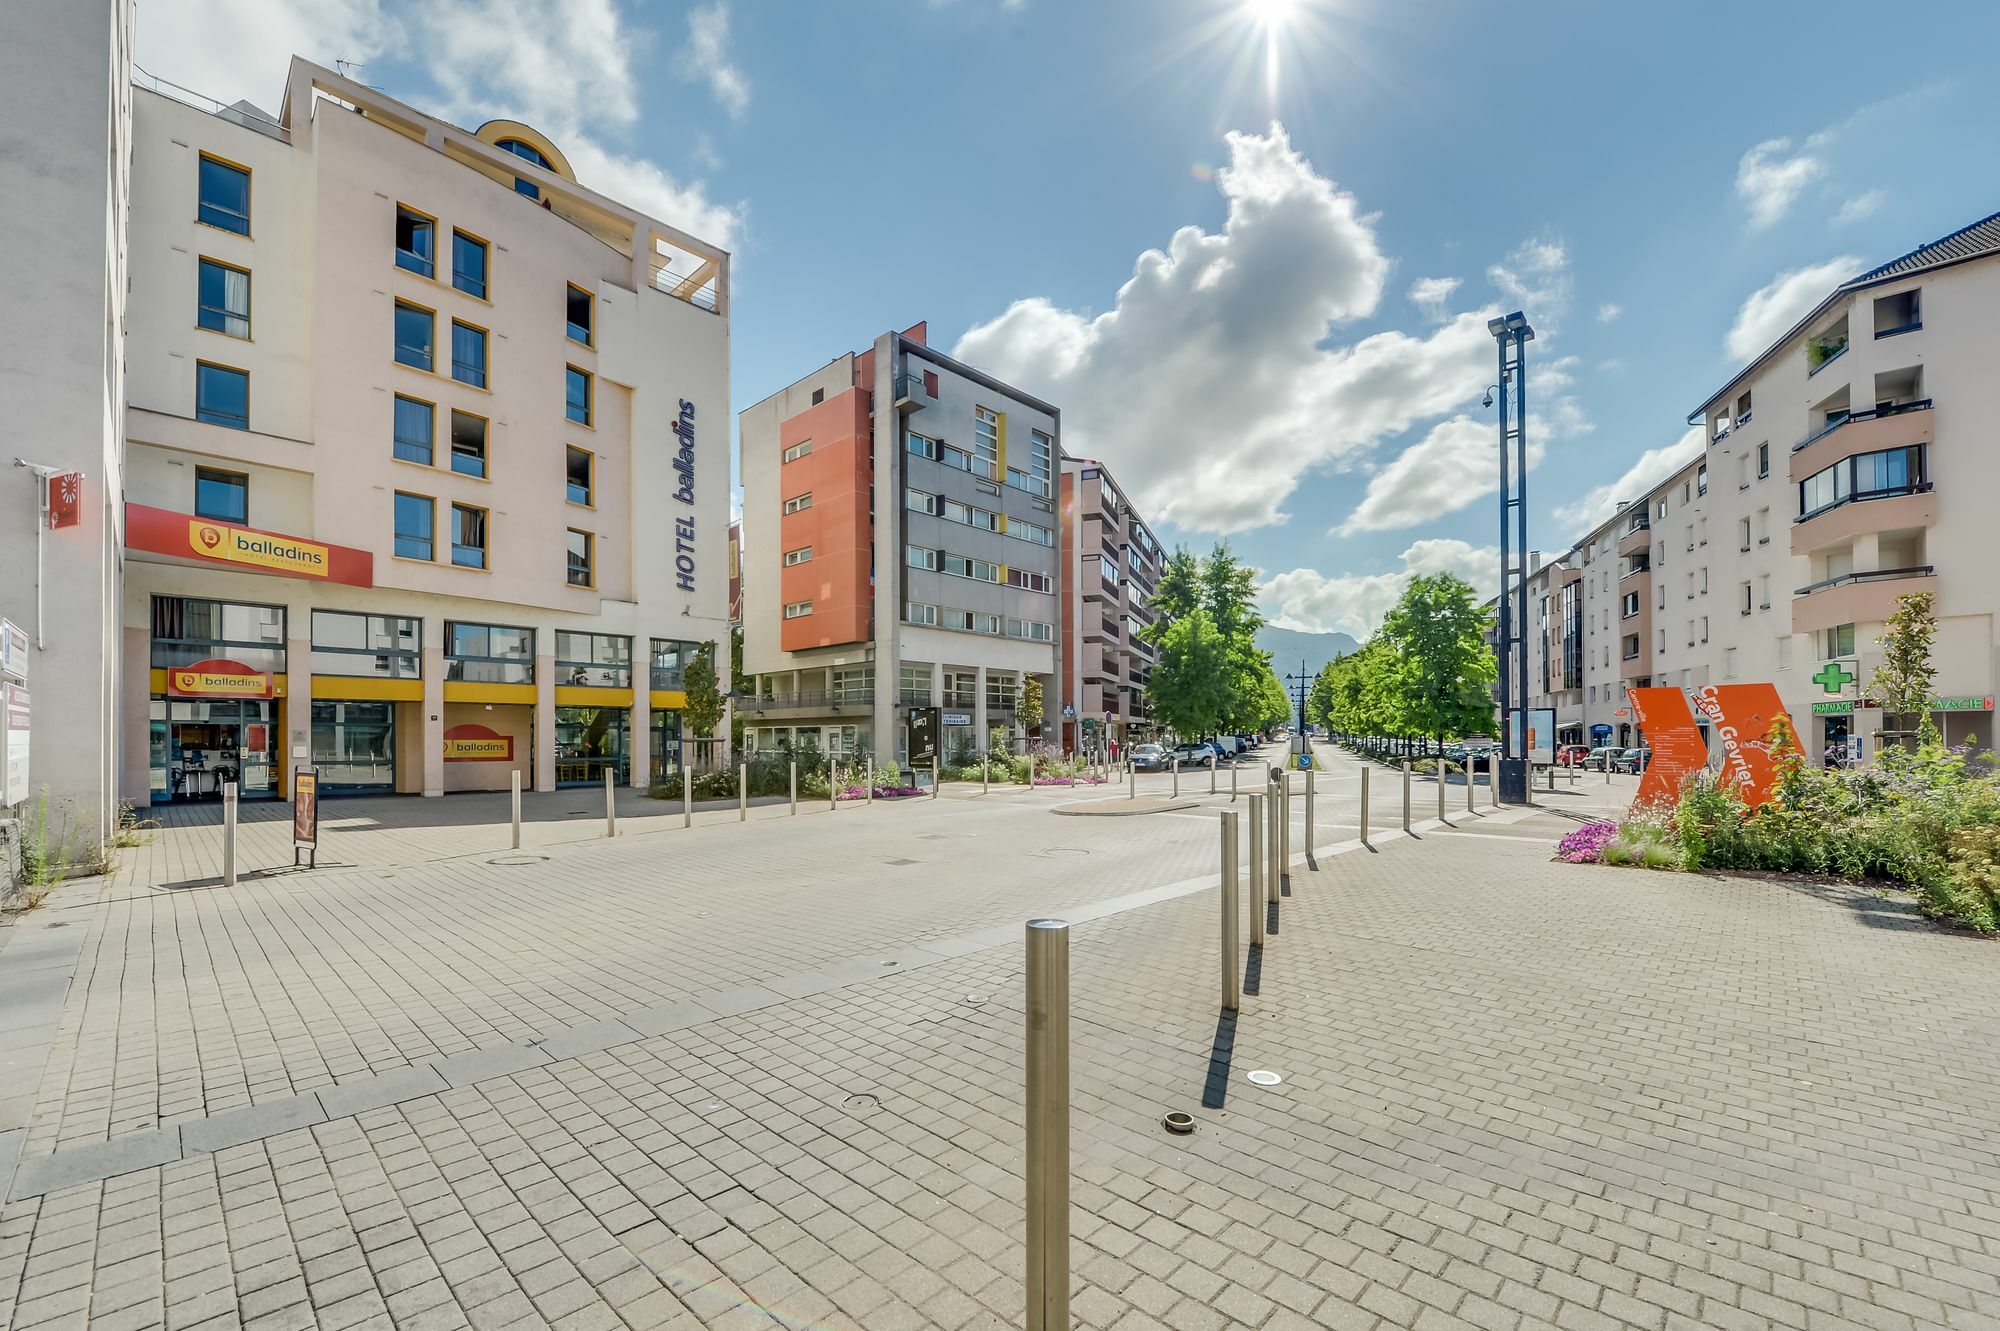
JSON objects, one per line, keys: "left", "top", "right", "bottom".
{"left": 1282, "top": 659, "right": 1312, "bottom": 751}
{"left": 1490, "top": 311, "right": 1534, "bottom": 804}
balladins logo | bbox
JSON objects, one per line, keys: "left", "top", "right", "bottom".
{"left": 672, "top": 399, "right": 698, "bottom": 594}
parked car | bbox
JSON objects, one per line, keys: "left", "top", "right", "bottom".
{"left": 1130, "top": 743, "right": 1168, "bottom": 772}
{"left": 1613, "top": 747, "right": 1651, "bottom": 774}
{"left": 1555, "top": 744, "right": 1593, "bottom": 767}
{"left": 1586, "top": 746, "right": 1622, "bottom": 769}
{"left": 1211, "top": 735, "right": 1246, "bottom": 761}
{"left": 1170, "top": 742, "right": 1218, "bottom": 769}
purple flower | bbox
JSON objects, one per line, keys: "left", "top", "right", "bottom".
{"left": 1556, "top": 821, "right": 1618, "bottom": 864}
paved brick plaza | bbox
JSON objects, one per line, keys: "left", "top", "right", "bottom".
{"left": 3, "top": 749, "right": 1998, "bottom": 1330}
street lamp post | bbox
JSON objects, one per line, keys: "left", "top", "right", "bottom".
{"left": 1490, "top": 311, "right": 1534, "bottom": 805}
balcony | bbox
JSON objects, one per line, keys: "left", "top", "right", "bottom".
{"left": 893, "top": 372, "right": 932, "bottom": 413}
{"left": 1790, "top": 399, "right": 1932, "bottom": 468}
{"left": 1791, "top": 566, "right": 1936, "bottom": 636}
{"left": 747, "top": 690, "right": 874, "bottom": 716}
{"left": 1791, "top": 488, "right": 1935, "bottom": 556}
{"left": 1617, "top": 522, "right": 1652, "bottom": 557}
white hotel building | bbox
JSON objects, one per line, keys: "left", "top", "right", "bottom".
{"left": 1, "top": 0, "right": 732, "bottom": 832}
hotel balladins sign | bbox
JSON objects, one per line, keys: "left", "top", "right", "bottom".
{"left": 126, "top": 503, "right": 373, "bottom": 586}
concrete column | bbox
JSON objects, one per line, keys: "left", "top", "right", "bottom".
{"left": 534, "top": 653, "right": 557, "bottom": 792}
{"left": 870, "top": 333, "right": 901, "bottom": 765}
{"left": 974, "top": 664, "right": 988, "bottom": 749}
{"left": 284, "top": 635, "right": 311, "bottom": 798}
{"left": 421, "top": 647, "right": 445, "bottom": 797}
{"left": 629, "top": 699, "right": 650, "bottom": 790}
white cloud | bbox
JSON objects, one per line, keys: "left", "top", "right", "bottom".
{"left": 1551, "top": 426, "right": 1704, "bottom": 538}
{"left": 136, "top": 0, "right": 743, "bottom": 250}
{"left": 1735, "top": 137, "right": 1824, "bottom": 229}
{"left": 1487, "top": 237, "right": 1570, "bottom": 315}
{"left": 1597, "top": 303, "right": 1622, "bottom": 323}
{"left": 1340, "top": 415, "right": 1548, "bottom": 535}
{"left": 955, "top": 124, "right": 1495, "bottom": 534}
{"left": 1723, "top": 255, "right": 1861, "bottom": 363}
{"left": 679, "top": 2, "right": 750, "bottom": 118}
{"left": 1835, "top": 189, "right": 1886, "bottom": 225}
{"left": 1408, "top": 276, "right": 1461, "bottom": 323}
{"left": 1260, "top": 540, "right": 1500, "bottom": 639}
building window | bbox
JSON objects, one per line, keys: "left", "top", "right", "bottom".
{"left": 452, "top": 230, "right": 488, "bottom": 299}
{"left": 1007, "top": 427, "right": 1053, "bottom": 497}
{"left": 906, "top": 544, "right": 936, "bottom": 571}
{"left": 1818, "top": 624, "right": 1857, "bottom": 659}
{"left": 446, "top": 621, "right": 534, "bottom": 684}
{"left": 1757, "top": 443, "right": 1770, "bottom": 479}
{"left": 1697, "top": 464, "right": 1708, "bottom": 496}
{"left": 450, "top": 410, "right": 487, "bottom": 478}
{"left": 942, "top": 554, "right": 999, "bottom": 583}
{"left": 394, "top": 301, "right": 434, "bottom": 371}
{"left": 783, "top": 546, "right": 812, "bottom": 567}
{"left": 393, "top": 492, "right": 434, "bottom": 561}
{"left": 556, "top": 632, "right": 631, "bottom": 687}
{"left": 566, "top": 446, "right": 593, "bottom": 505}
{"left": 904, "top": 602, "right": 937, "bottom": 627}
{"left": 394, "top": 205, "right": 435, "bottom": 278}
{"left": 496, "top": 138, "right": 550, "bottom": 198}
{"left": 311, "top": 611, "right": 422, "bottom": 679}
{"left": 782, "top": 492, "right": 812, "bottom": 515}
{"left": 566, "top": 283, "right": 593, "bottom": 346}
{"left": 196, "top": 258, "right": 251, "bottom": 339}
{"left": 194, "top": 362, "right": 249, "bottom": 430}
{"left": 973, "top": 406, "right": 1000, "bottom": 479}
{"left": 150, "top": 596, "right": 286, "bottom": 671}
{"left": 450, "top": 504, "right": 487, "bottom": 568}
{"left": 566, "top": 365, "right": 592, "bottom": 425}
{"left": 566, "top": 528, "right": 594, "bottom": 586}
{"left": 1799, "top": 445, "right": 1926, "bottom": 520}
{"left": 451, "top": 320, "right": 488, "bottom": 388}
{"left": 783, "top": 599, "right": 813, "bottom": 619}
{"left": 832, "top": 668, "right": 870, "bottom": 702}
{"left": 906, "top": 432, "right": 938, "bottom": 461}
{"left": 899, "top": 663, "right": 932, "bottom": 704}
{"left": 1006, "top": 567, "right": 1053, "bottom": 594}
{"left": 1010, "top": 519, "right": 1055, "bottom": 547}
{"left": 194, "top": 467, "right": 248, "bottom": 523}
{"left": 905, "top": 488, "right": 936, "bottom": 515}
{"left": 393, "top": 395, "right": 434, "bottom": 464}
{"left": 782, "top": 440, "right": 812, "bottom": 464}
{"left": 1004, "top": 617, "right": 1053, "bottom": 641}
{"left": 197, "top": 154, "right": 250, "bottom": 234}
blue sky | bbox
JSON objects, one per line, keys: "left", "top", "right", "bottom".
{"left": 145, "top": 0, "right": 2000, "bottom": 637}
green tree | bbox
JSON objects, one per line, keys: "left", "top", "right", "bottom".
{"left": 683, "top": 639, "right": 724, "bottom": 763}
{"left": 728, "top": 624, "right": 746, "bottom": 752}
{"left": 1019, "top": 676, "right": 1044, "bottom": 735}
{"left": 1869, "top": 590, "right": 1938, "bottom": 749}
{"left": 1149, "top": 609, "right": 1231, "bottom": 739}
{"left": 1375, "top": 574, "right": 1496, "bottom": 751}
{"left": 1143, "top": 547, "right": 1204, "bottom": 643}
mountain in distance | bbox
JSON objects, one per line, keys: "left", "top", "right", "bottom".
{"left": 1256, "top": 625, "right": 1362, "bottom": 682}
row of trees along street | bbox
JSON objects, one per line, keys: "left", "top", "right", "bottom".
{"left": 1142, "top": 544, "right": 1292, "bottom": 742}
{"left": 1306, "top": 573, "right": 1498, "bottom": 758}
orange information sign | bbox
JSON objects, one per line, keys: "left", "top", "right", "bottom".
{"left": 443, "top": 723, "right": 513, "bottom": 763}
{"left": 1627, "top": 683, "right": 1795, "bottom": 811}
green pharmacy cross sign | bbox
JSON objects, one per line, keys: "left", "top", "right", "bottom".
{"left": 1811, "top": 661, "right": 1856, "bottom": 695}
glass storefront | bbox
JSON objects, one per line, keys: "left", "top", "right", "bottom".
{"left": 650, "top": 709, "right": 683, "bottom": 782}
{"left": 312, "top": 700, "right": 396, "bottom": 793}
{"left": 149, "top": 697, "right": 279, "bottom": 802}
{"left": 555, "top": 705, "right": 627, "bottom": 786}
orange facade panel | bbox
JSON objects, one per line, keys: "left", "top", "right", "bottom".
{"left": 779, "top": 388, "right": 873, "bottom": 651}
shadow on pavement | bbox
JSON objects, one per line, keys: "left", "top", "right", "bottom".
{"left": 1201, "top": 1009, "right": 1237, "bottom": 1109}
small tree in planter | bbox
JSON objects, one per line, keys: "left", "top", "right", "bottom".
{"left": 683, "top": 640, "right": 724, "bottom": 770}
{"left": 1020, "top": 677, "right": 1044, "bottom": 742}
{"left": 1870, "top": 590, "right": 1938, "bottom": 753}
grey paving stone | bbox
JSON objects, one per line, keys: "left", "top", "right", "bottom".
{"left": 180, "top": 1096, "right": 328, "bottom": 1157}
{"left": 532, "top": 1020, "right": 642, "bottom": 1062}
{"left": 430, "top": 1044, "right": 553, "bottom": 1090}
{"left": 619, "top": 1002, "right": 718, "bottom": 1038}
{"left": 9, "top": 1126, "right": 183, "bottom": 1199}
{"left": 314, "top": 1066, "right": 450, "bottom": 1122}
{"left": 687, "top": 984, "right": 786, "bottom": 1018}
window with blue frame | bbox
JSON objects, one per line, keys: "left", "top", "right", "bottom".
{"left": 392, "top": 395, "right": 433, "bottom": 464}
{"left": 197, "top": 155, "right": 250, "bottom": 234}
{"left": 394, "top": 301, "right": 433, "bottom": 370}
{"left": 452, "top": 320, "right": 487, "bottom": 387}
{"left": 194, "top": 467, "right": 248, "bottom": 523}
{"left": 452, "top": 230, "right": 488, "bottom": 299}
{"left": 497, "top": 138, "right": 551, "bottom": 199}
{"left": 1798, "top": 445, "right": 1926, "bottom": 520}
{"left": 565, "top": 365, "right": 592, "bottom": 425}
{"left": 393, "top": 492, "right": 434, "bottom": 560}
{"left": 195, "top": 363, "right": 249, "bottom": 430}
{"left": 196, "top": 258, "right": 250, "bottom": 338}
{"left": 394, "top": 205, "right": 434, "bottom": 278}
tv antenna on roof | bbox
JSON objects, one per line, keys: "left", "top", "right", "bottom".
{"left": 334, "top": 59, "right": 363, "bottom": 80}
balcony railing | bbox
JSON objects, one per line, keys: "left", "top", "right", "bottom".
{"left": 894, "top": 373, "right": 932, "bottom": 411}
{"left": 650, "top": 666, "right": 685, "bottom": 690}
{"left": 746, "top": 690, "right": 874, "bottom": 712}
{"left": 1796, "top": 480, "right": 1932, "bottom": 525}
{"left": 1792, "top": 399, "right": 1932, "bottom": 454}
{"left": 1794, "top": 565, "right": 1935, "bottom": 598}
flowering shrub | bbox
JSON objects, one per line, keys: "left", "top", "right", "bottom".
{"left": 835, "top": 784, "right": 927, "bottom": 800}
{"left": 1556, "top": 821, "right": 1618, "bottom": 864}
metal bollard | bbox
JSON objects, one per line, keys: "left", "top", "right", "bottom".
{"left": 1437, "top": 761, "right": 1447, "bottom": 822}
{"left": 831, "top": 762, "right": 840, "bottom": 812}
{"left": 984, "top": 750, "right": 991, "bottom": 796}
{"left": 1171, "top": 757, "right": 1179, "bottom": 799}
{"left": 1024, "top": 919, "right": 1071, "bottom": 1331}
{"left": 867, "top": 763, "right": 874, "bottom": 805}
{"left": 1231, "top": 762, "right": 1238, "bottom": 802}
{"left": 790, "top": 760, "right": 798, "bottom": 816}
{"left": 1128, "top": 759, "right": 1135, "bottom": 801}
{"left": 511, "top": 769, "right": 522, "bottom": 850}
{"left": 1467, "top": 757, "right": 1477, "bottom": 814}
{"left": 1247, "top": 792, "right": 1264, "bottom": 922}
{"left": 1028, "top": 754, "right": 1036, "bottom": 789}
{"left": 222, "top": 780, "right": 238, "bottom": 887}
{"left": 1279, "top": 774, "right": 1291, "bottom": 890}
{"left": 1267, "top": 778, "right": 1281, "bottom": 906}
{"left": 1402, "top": 760, "right": 1412, "bottom": 833}
{"left": 739, "top": 763, "right": 748, "bottom": 821}
{"left": 1305, "top": 766, "right": 1315, "bottom": 861}
{"left": 1359, "top": 765, "right": 1371, "bottom": 845}
{"left": 684, "top": 765, "right": 693, "bottom": 829}
{"left": 605, "top": 768, "right": 617, "bottom": 838}
{"left": 933, "top": 756, "right": 941, "bottom": 799}
{"left": 1209, "top": 758, "right": 1216, "bottom": 796}
{"left": 1605, "top": 752, "right": 1611, "bottom": 784}
{"left": 1220, "top": 812, "right": 1240, "bottom": 1011}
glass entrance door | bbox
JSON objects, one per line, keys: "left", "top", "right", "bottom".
{"left": 155, "top": 699, "right": 277, "bottom": 801}
{"left": 312, "top": 700, "right": 397, "bottom": 793}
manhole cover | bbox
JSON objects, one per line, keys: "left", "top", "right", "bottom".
{"left": 488, "top": 854, "right": 550, "bottom": 866}
{"left": 1245, "top": 1070, "right": 1283, "bottom": 1087}
{"left": 842, "top": 1093, "right": 880, "bottom": 1114}
{"left": 1037, "top": 848, "right": 1091, "bottom": 858}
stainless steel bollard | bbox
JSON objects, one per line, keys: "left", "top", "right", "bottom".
{"left": 1028, "top": 754, "right": 1036, "bottom": 789}
{"left": 1437, "top": 761, "right": 1447, "bottom": 822}
{"left": 984, "top": 750, "right": 991, "bottom": 796}
{"left": 1305, "top": 766, "right": 1315, "bottom": 861}
{"left": 790, "top": 760, "right": 798, "bottom": 816}
{"left": 222, "top": 780, "right": 238, "bottom": 887}
{"left": 605, "top": 768, "right": 617, "bottom": 838}
{"left": 1231, "top": 762, "right": 1238, "bottom": 801}
{"left": 1171, "top": 758, "right": 1179, "bottom": 799}
{"left": 1220, "top": 812, "right": 1241, "bottom": 1011}
{"left": 739, "top": 763, "right": 748, "bottom": 821}
{"left": 831, "top": 762, "right": 840, "bottom": 812}
{"left": 1279, "top": 774, "right": 1291, "bottom": 890}
{"left": 932, "top": 756, "right": 940, "bottom": 799}
{"left": 1402, "top": 761, "right": 1412, "bottom": 832}
{"left": 1359, "top": 765, "right": 1371, "bottom": 845}
{"left": 1128, "top": 759, "right": 1135, "bottom": 801}
{"left": 511, "top": 769, "right": 522, "bottom": 850}
{"left": 1246, "top": 805, "right": 1265, "bottom": 948}
{"left": 1024, "top": 919, "right": 1071, "bottom": 1331}
{"left": 1605, "top": 752, "right": 1611, "bottom": 784}
{"left": 1467, "top": 757, "right": 1477, "bottom": 813}
{"left": 1247, "top": 792, "right": 1264, "bottom": 921}
{"left": 1209, "top": 759, "right": 1216, "bottom": 796}
{"left": 1265, "top": 777, "right": 1280, "bottom": 905}
{"left": 684, "top": 765, "right": 693, "bottom": 829}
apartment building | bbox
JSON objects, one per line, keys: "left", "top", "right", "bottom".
{"left": 1507, "top": 209, "right": 2000, "bottom": 767}
{"left": 738, "top": 325, "right": 1063, "bottom": 765}
{"left": 1059, "top": 457, "right": 1161, "bottom": 752}
{"left": 7, "top": 29, "right": 734, "bottom": 812}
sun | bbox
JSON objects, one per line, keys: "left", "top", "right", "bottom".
{"left": 1244, "top": 0, "right": 1302, "bottom": 27}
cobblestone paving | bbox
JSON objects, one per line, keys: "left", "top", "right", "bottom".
{"left": 6, "top": 748, "right": 1996, "bottom": 1330}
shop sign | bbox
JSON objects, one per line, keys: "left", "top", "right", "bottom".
{"left": 1812, "top": 701, "right": 1854, "bottom": 715}
{"left": 443, "top": 723, "right": 513, "bottom": 762}
{"left": 671, "top": 399, "right": 698, "bottom": 593}
{"left": 2, "top": 682, "right": 29, "bottom": 807}
{"left": 1630, "top": 683, "right": 1795, "bottom": 812}
{"left": 125, "top": 503, "right": 374, "bottom": 586}
{"left": 47, "top": 473, "right": 82, "bottom": 530}
{"left": 0, "top": 619, "right": 26, "bottom": 682}
{"left": 169, "top": 658, "right": 274, "bottom": 698}
{"left": 942, "top": 712, "right": 972, "bottom": 727}
{"left": 1810, "top": 659, "right": 1859, "bottom": 696}
{"left": 1931, "top": 696, "right": 1995, "bottom": 712}
{"left": 907, "top": 707, "right": 939, "bottom": 765}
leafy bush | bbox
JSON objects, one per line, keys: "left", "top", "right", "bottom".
{"left": 1409, "top": 757, "right": 1462, "bottom": 777}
